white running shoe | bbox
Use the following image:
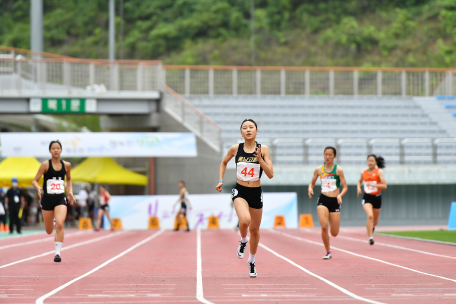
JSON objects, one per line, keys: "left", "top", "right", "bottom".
{"left": 237, "top": 240, "right": 248, "bottom": 259}
{"left": 323, "top": 252, "right": 332, "bottom": 259}
{"left": 248, "top": 262, "right": 257, "bottom": 278}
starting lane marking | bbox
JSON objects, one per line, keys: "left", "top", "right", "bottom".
{"left": 35, "top": 229, "right": 165, "bottom": 304}
{"left": 258, "top": 242, "right": 385, "bottom": 304}
{"left": 0, "top": 231, "right": 127, "bottom": 269}
{"left": 196, "top": 228, "right": 214, "bottom": 304}
{"left": 272, "top": 230, "right": 456, "bottom": 284}
{"left": 0, "top": 231, "right": 88, "bottom": 251}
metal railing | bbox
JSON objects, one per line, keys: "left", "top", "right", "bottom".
{"left": 228, "top": 137, "right": 456, "bottom": 165}
{"left": 164, "top": 65, "right": 456, "bottom": 97}
{"left": 163, "top": 85, "right": 221, "bottom": 152}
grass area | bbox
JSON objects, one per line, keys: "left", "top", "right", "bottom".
{"left": 0, "top": 230, "right": 43, "bottom": 239}
{"left": 379, "top": 230, "right": 456, "bottom": 244}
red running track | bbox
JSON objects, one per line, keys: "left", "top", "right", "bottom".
{"left": 0, "top": 228, "right": 455, "bottom": 304}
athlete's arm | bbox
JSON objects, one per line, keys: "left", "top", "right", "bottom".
{"left": 255, "top": 145, "right": 273, "bottom": 179}
{"left": 32, "top": 161, "right": 48, "bottom": 199}
{"left": 336, "top": 166, "right": 348, "bottom": 204}
{"left": 105, "top": 190, "right": 112, "bottom": 201}
{"left": 64, "top": 162, "right": 75, "bottom": 206}
{"left": 357, "top": 172, "right": 363, "bottom": 198}
{"left": 308, "top": 167, "right": 320, "bottom": 199}
{"left": 375, "top": 169, "right": 387, "bottom": 190}
{"left": 216, "top": 144, "right": 238, "bottom": 192}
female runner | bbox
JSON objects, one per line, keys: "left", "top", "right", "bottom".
{"left": 32, "top": 140, "right": 75, "bottom": 263}
{"left": 173, "top": 180, "right": 192, "bottom": 231}
{"left": 95, "top": 185, "right": 113, "bottom": 231}
{"left": 308, "top": 147, "right": 348, "bottom": 259}
{"left": 216, "top": 119, "right": 273, "bottom": 278}
{"left": 357, "top": 155, "right": 387, "bottom": 245}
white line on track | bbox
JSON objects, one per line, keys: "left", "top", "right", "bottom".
{"left": 0, "top": 231, "right": 88, "bottom": 250}
{"left": 258, "top": 242, "right": 385, "bottom": 304}
{"left": 271, "top": 230, "right": 456, "bottom": 283}
{"left": 196, "top": 228, "right": 214, "bottom": 304}
{"left": 0, "top": 231, "right": 127, "bottom": 269}
{"left": 35, "top": 229, "right": 165, "bottom": 304}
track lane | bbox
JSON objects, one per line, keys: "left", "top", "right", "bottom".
{"left": 265, "top": 229, "right": 456, "bottom": 303}
{"left": 0, "top": 230, "right": 83, "bottom": 247}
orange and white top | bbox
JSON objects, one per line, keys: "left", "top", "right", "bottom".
{"left": 363, "top": 168, "right": 381, "bottom": 195}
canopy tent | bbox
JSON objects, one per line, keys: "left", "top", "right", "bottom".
{"left": 71, "top": 157, "right": 148, "bottom": 186}
{"left": 0, "top": 157, "right": 43, "bottom": 187}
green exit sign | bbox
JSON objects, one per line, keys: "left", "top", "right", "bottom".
{"left": 29, "top": 98, "right": 97, "bottom": 113}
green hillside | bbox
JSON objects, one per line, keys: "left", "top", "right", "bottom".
{"left": 1, "top": 0, "right": 456, "bottom": 67}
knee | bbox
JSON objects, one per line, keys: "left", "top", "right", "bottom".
{"left": 45, "top": 227, "right": 53, "bottom": 234}
{"left": 249, "top": 227, "right": 260, "bottom": 237}
{"left": 321, "top": 226, "right": 329, "bottom": 234}
{"left": 55, "top": 222, "right": 64, "bottom": 231}
{"left": 239, "top": 217, "right": 251, "bottom": 228}
{"left": 330, "top": 230, "right": 339, "bottom": 237}
{"left": 367, "top": 215, "right": 373, "bottom": 221}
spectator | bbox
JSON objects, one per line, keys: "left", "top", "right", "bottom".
{"left": 78, "top": 186, "right": 89, "bottom": 218}
{"left": 5, "top": 178, "right": 25, "bottom": 234}
{"left": 0, "top": 189, "right": 6, "bottom": 232}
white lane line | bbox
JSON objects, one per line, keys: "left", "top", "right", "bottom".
{"left": 0, "top": 231, "right": 127, "bottom": 269}
{"left": 259, "top": 242, "right": 385, "bottom": 304}
{"left": 272, "top": 230, "right": 456, "bottom": 283}
{"left": 196, "top": 228, "right": 214, "bottom": 304}
{"left": 35, "top": 229, "right": 165, "bottom": 304}
{"left": 0, "top": 231, "right": 88, "bottom": 251}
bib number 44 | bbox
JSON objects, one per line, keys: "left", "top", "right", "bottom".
{"left": 241, "top": 167, "right": 255, "bottom": 178}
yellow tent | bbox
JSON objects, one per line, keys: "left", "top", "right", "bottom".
{"left": 71, "top": 157, "right": 148, "bottom": 186}
{"left": 0, "top": 157, "right": 43, "bottom": 187}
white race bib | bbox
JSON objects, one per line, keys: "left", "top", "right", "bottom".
{"left": 321, "top": 178, "right": 338, "bottom": 193}
{"left": 47, "top": 179, "right": 65, "bottom": 194}
{"left": 236, "top": 162, "right": 261, "bottom": 182}
{"left": 364, "top": 181, "right": 378, "bottom": 194}
{"left": 14, "top": 196, "right": 19, "bottom": 203}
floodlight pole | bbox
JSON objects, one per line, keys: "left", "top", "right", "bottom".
{"left": 250, "top": 0, "right": 255, "bottom": 94}
{"left": 109, "top": 0, "right": 115, "bottom": 61}
{"left": 30, "top": 0, "right": 44, "bottom": 58}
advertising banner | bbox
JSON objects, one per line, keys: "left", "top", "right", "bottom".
{"left": 0, "top": 132, "right": 197, "bottom": 157}
{"left": 103, "top": 192, "right": 298, "bottom": 230}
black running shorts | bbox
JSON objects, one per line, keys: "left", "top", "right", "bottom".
{"left": 362, "top": 193, "right": 382, "bottom": 209}
{"left": 180, "top": 202, "right": 187, "bottom": 212}
{"left": 40, "top": 193, "right": 67, "bottom": 211}
{"left": 100, "top": 205, "right": 110, "bottom": 211}
{"left": 317, "top": 193, "right": 341, "bottom": 213}
{"left": 231, "top": 183, "right": 263, "bottom": 209}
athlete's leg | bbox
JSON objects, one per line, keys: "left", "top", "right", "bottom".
{"left": 328, "top": 212, "right": 340, "bottom": 237}
{"left": 54, "top": 205, "right": 67, "bottom": 242}
{"left": 96, "top": 208, "right": 105, "bottom": 229}
{"left": 363, "top": 203, "right": 374, "bottom": 237}
{"left": 373, "top": 208, "right": 381, "bottom": 229}
{"left": 248, "top": 207, "right": 262, "bottom": 255}
{"left": 317, "top": 206, "right": 330, "bottom": 252}
{"left": 175, "top": 210, "right": 183, "bottom": 229}
{"left": 104, "top": 209, "right": 112, "bottom": 226}
{"left": 233, "top": 198, "right": 250, "bottom": 239}
{"left": 42, "top": 210, "right": 55, "bottom": 235}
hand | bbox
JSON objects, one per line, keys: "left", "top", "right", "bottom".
{"left": 37, "top": 187, "right": 43, "bottom": 199}
{"left": 357, "top": 186, "right": 362, "bottom": 198}
{"left": 308, "top": 187, "right": 314, "bottom": 199}
{"left": 67, "top": 192, "right": 76, "bottom": 206}
{"left": 253, "top": 145, "right": 263, "bottom": 161}
{"left": 337, "top": 195, "right": 342, "bottom": 205}
{"left": 215, "top": 182, "right": 223, "bottom": 192}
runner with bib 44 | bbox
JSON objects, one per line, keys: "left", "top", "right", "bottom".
{"left": 308, "top": 147, "right": 348, "bottom": 260}
{"left": 216, "top": 119, "right": 273, "bottom": 278}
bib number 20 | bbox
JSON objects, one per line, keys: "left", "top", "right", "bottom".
{"left": 51, "top": 183, "right": 61, "bottom": 191}
{"left": 241, "top": 167, "right": 255, "bottom": 178}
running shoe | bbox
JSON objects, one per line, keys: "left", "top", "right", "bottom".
{"left": 369, "top": 238, "right": 375, "bottom": 245}
{"left": 248, "top": 262, "right": 257, "bottom": 278}
{"left": 54, "top": 254, "right": 61, "bottom": 263}
{"left": 323, "top": 252, "right": 332, "bottom": 259}
{"left": 237, "top": 240, "right": 248, "bottom": 259}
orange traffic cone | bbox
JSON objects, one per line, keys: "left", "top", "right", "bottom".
{"left": 0, "top": 224, "right": 4, "bottom": 232}
{"left": 5, "top": 224, "right": 9, "bottom": 232}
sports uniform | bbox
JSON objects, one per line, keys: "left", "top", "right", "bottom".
{"left": 40, "top": 160, "right": 68, "bottom": 211}
{"left": 99, "top": 192, "right": 109, "bottom": 211}
{"left": 361, "top": 168, "right": 382, "bottom": 209}
{"left": 317, "top": 164, "right": 341, "bottom": 212}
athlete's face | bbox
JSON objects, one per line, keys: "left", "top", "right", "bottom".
{"left": 178, "top": 182, "right": 184, "bottom": 189}
{"left": 323, "top": 149, "right": 335, "bottom": 164}
{"left": 367, "top": 156, "right": 376, "bottom": 169}
{"left": 49, "top": 143, "right": 62, "bottom": 158}
{"left": 241, "top": 121, "right": 258, "bottom": 140}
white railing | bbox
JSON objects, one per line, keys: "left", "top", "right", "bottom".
{"left": 229, "top": 137, "right": 456, "bottom": 165}
{"left": 164, "top": 66, "right": 456, "bottom": 97}
{"left": 163, "top": 85, "right": 221, "bottom": 152}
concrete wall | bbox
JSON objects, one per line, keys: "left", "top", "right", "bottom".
{"left": 156, "top": 110, "right": 221, "bottom": 195}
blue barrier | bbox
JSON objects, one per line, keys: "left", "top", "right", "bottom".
{"left": 449, "top": 202, "right": 456, "bottom": 230}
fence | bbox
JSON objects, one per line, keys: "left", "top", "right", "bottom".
{"left": 226, "top": 137, "right": 456, "bottom": 165}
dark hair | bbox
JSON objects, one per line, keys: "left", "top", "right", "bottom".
{"left": 240, "top": 119, "right": 258, "bottom": 132}
{"left": 49, "top": 140, "right": 62, "bottom": 150}
{"left": 367, "top": 154, "right": 386, "bottom": 169}
{"left": 324, "top": 146, "right": 337, "bottom": 157}
{"left": 99, "top": 184, "right": 106, "bottom": 189}
{"left": 179, "top": 180, "right": 185, "bottom": 185}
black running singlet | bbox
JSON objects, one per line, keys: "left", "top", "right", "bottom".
{"left": 235, "top": 142, "right": 263, "bottom": 182}
{"left": 43, "top": 160, "right": 66, "bottom": 194}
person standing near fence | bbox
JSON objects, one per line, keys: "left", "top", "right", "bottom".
{"left": 78, "top": 186, "right": 89, "bottom": 218}
{"left": 5, "top": 178, "right": 25, "bottom": 234}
